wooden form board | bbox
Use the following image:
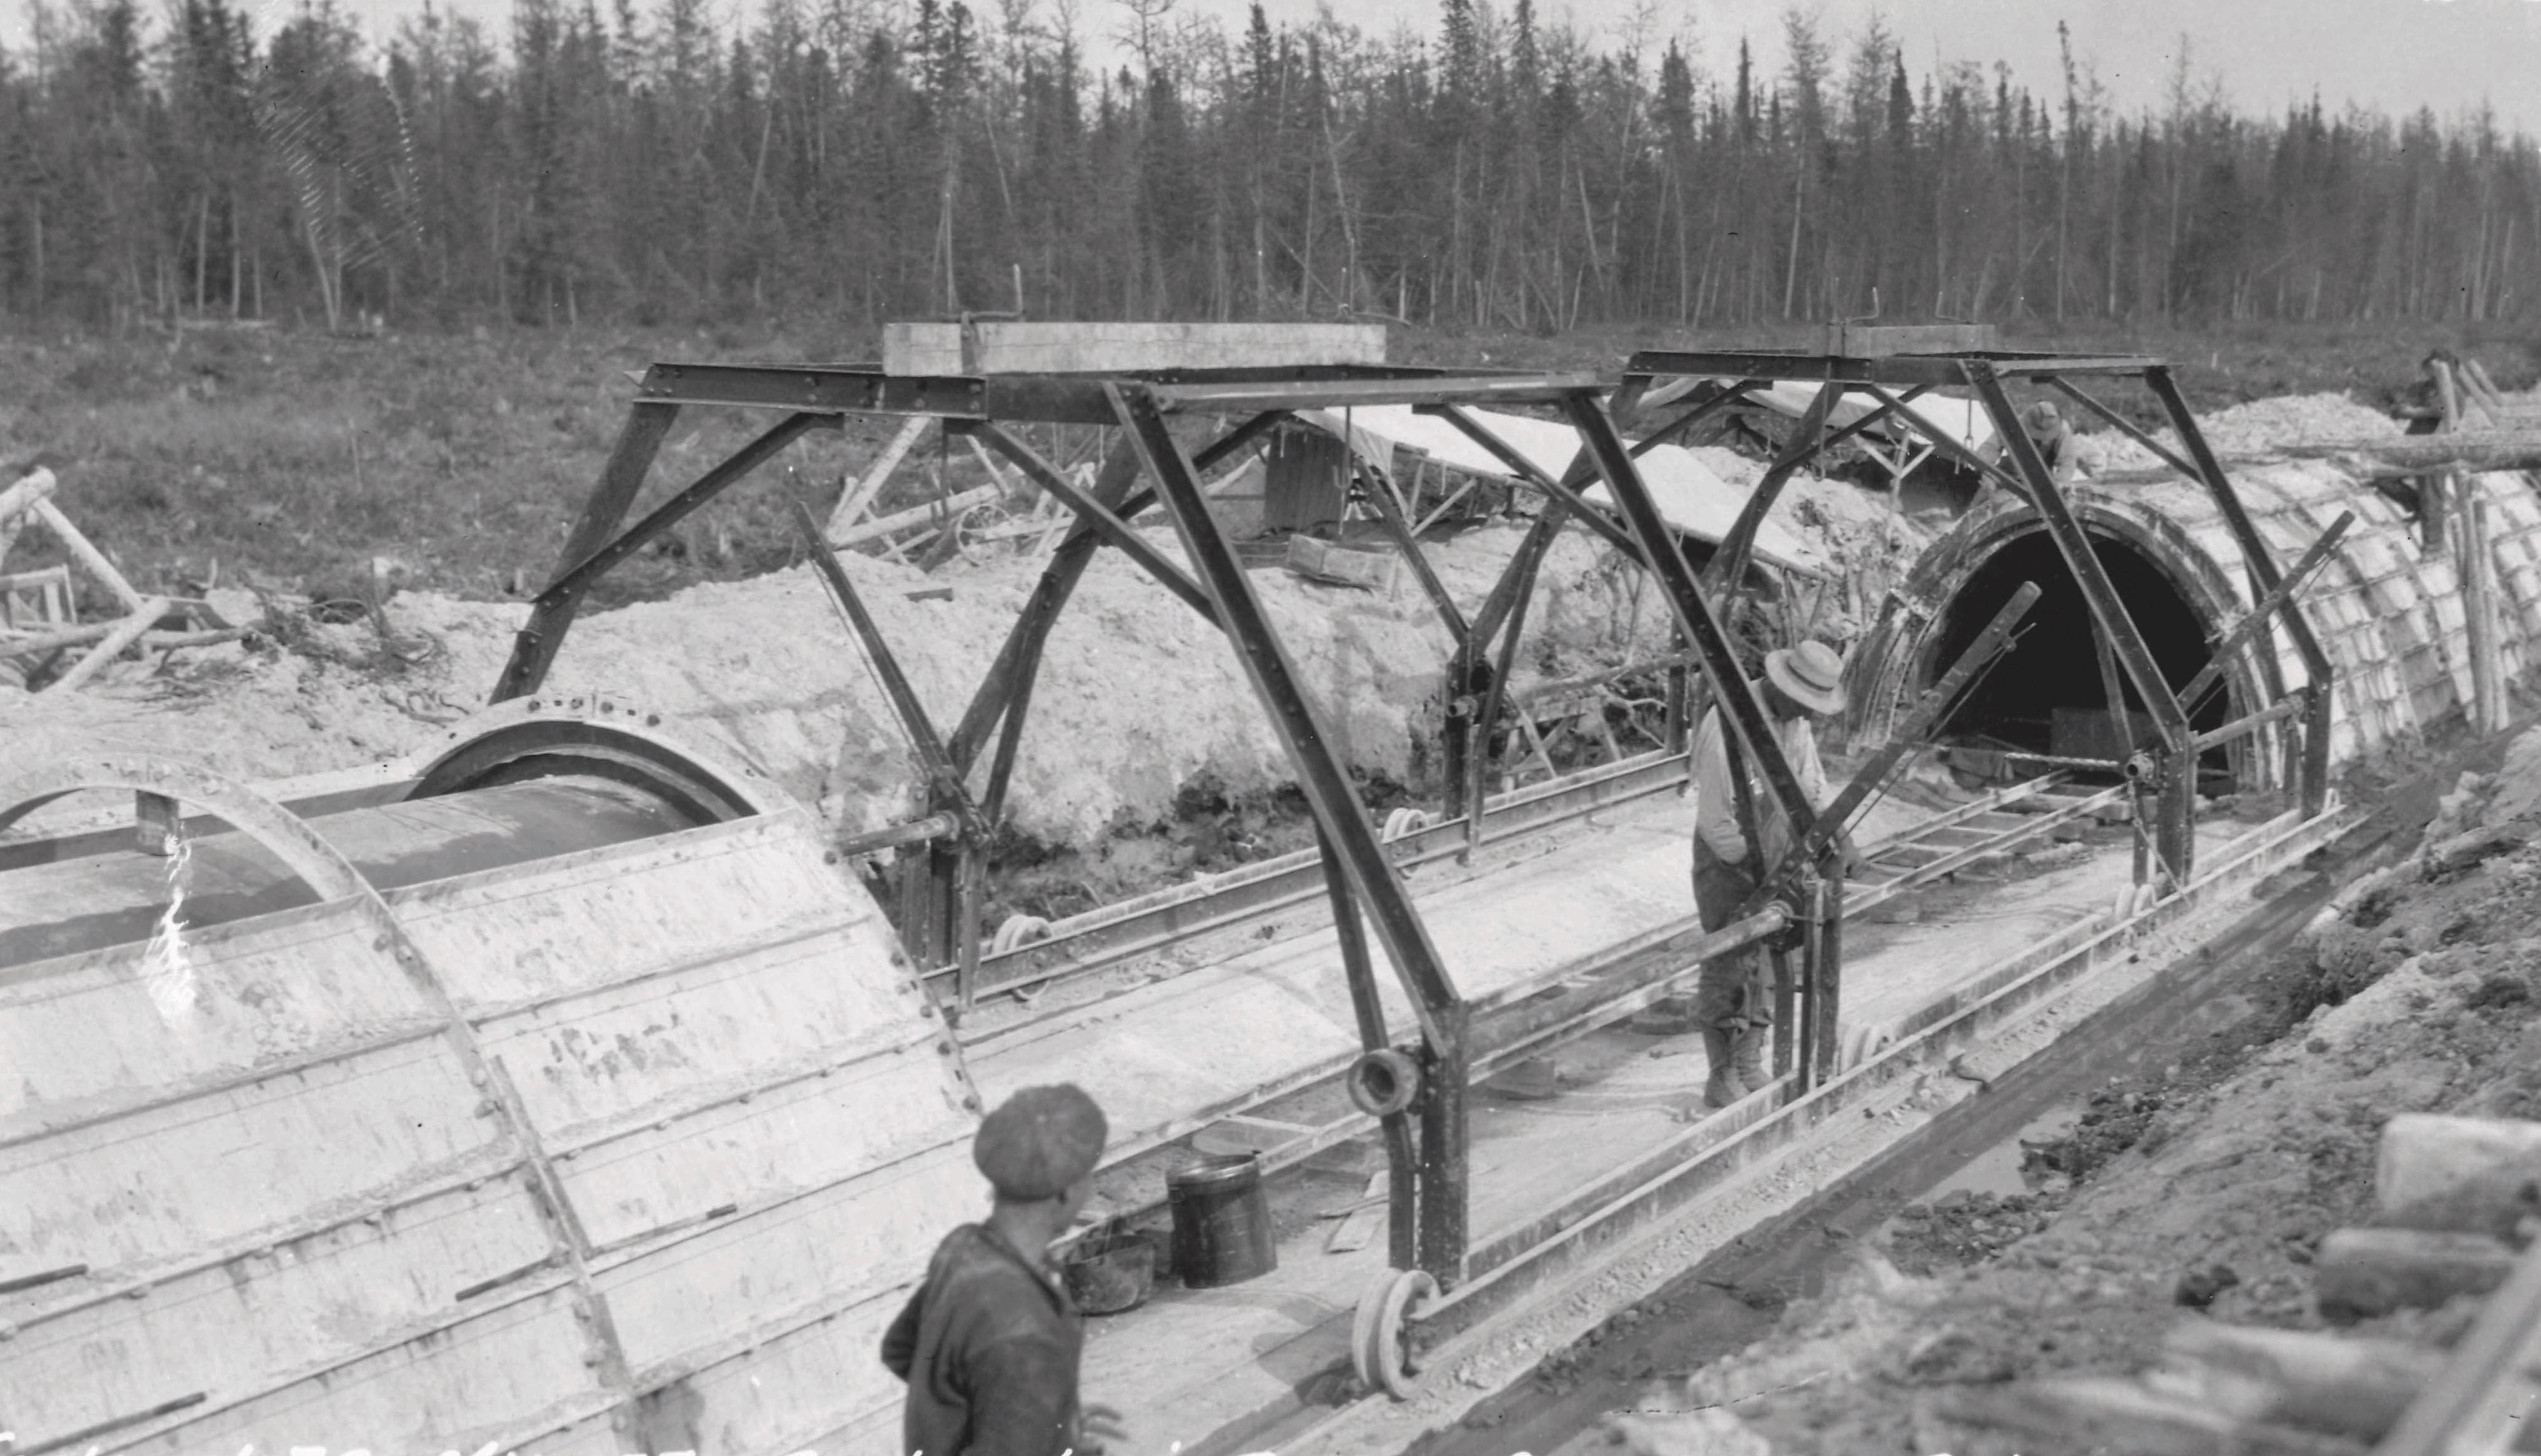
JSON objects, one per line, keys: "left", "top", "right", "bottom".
{"left": 1820, "top": 321, "right": 2002, "bottom": 357}
{"left": 882, "top": 321, "right": 1388, "bottom": 377}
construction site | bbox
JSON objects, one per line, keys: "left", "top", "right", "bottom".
{"left": 6, "top": 319, "right": 2541, "bottom": 1456}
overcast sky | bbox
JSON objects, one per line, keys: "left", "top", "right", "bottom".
{"left": 7, "top": 0, "right": 2538, "bottom": 132}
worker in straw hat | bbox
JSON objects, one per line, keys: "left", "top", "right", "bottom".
{"left": 1688, "top": 638, "right": 1858, "bottom": 1111}
{"left": 883, "top": 1083, "right": 1130, "bottom": 1456}
{"left": 1980, "top": 399, "right": 2079, "bottom": 500}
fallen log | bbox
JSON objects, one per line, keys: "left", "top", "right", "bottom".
{"left": 0, "top": 468, "right": 59, "bottom": 564}
{"left": 2314, "top": 1226, "right": 2518, "bottom": 1319}
{"left": 2376, "top": 1114, "right": 2541, "bottom": 1241}
{"left": 0, "top": 619, "right": 249, "bottom": 660}
{"left": 46, "top": 597, "right": 169, "bottom": 692}
{"left": 1939, "top": 1377, "right": 2369, "bottom": 1456}
{"left": 27, "top": 497, "right": 151, "bottom": 614}
{"left": 829, "top": 484, "right": 1002, "bottom": 549}
{"left": 2275, "top": 430, "right": 2541, "bottom": 481}
{"left": 823, "top": 414, "right": 932, "bottom": 540}
{"left": 2154, "top": 1322, "right": 2443, "bottom": 1439}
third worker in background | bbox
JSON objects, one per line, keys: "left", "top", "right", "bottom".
{"left": 1688, "top": 639, "right": 1856, "bottom": 1111}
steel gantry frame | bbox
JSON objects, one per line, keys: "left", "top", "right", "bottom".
{"left": 1621, "top": 347, "right": 2344, "bottom": 888}
{"left": 488, "top": 355, "right": 1913, "bottom": 1291}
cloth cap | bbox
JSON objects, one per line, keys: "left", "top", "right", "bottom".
{"left": 2022, "top": 400, "right": 2062, "bottom": 435}
{"left": 974, "top": 1084, "right": 1108, "bottom": 1200}
{"left": 1763, "top": 640, "right": 1848, "bottom": 717}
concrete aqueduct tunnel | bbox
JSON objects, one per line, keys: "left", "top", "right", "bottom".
{"left": 1843, "top": 463, "right": 2541, "bottom": 790}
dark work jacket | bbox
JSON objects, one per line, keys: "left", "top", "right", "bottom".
{"left": 881, "top": 1223, "right": 1084, "bottom": 1456}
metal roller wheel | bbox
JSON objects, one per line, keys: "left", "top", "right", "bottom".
{"left": 1344, "top": 1047, "right": 1421, "bottom": 1119}
{"left": 991, "top": 914, "right": 1052, "bottom": 956}
{"left": 1350, "top": 1267, "right": 1439, "bottom": 1399}
{"left": 1382, "top": 807, "right": 1431, "bottom": 841}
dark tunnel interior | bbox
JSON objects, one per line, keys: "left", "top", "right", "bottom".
{"left": 1928, "top": 530, "right": 2238, "bottom": 788}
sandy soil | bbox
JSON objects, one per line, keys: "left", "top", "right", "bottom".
{"left": 1591, "top": 724, "right": 2541, "bottom": 1456}
{"left": 1, "top": 468, "right": 1922, "bottom": 862}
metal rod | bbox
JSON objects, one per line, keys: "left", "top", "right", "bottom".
{"left": 1430, "top": 405, "right": 1651, "bottom": 564}
{"left": 494, "top": 400, "right": 678, "bottom": 701}
{"left": 945, "top": 412, "right": 1285, "bottom": 774}
{"left": 1611, "top": 379, "right": 1766, "bottom": 453}
{"left": 791, "top": 502, "right": 975, "bottom": 830}
{"left": 1471, "top": 548, "right": 1540, "bottom": 858}
{"left": 1705, "top": 379, "right": 1841, "bottom": 593}
{"left": 1355, "top": 455, "right": 1471, "bottom": 643}
{"left": 1555, "top": 391, "right": 1821, "bottom": 853}
{"left": 539, "top": 411, "right": 827, "bottom": 611}
{"left": 2170, "top": 510, "right": 2355, "bottom": 716}
{"left": 1315, "top": 822, "right": 1420, "bottom": 1272}
{"left": 963, "top": 420, "right": 1220, "bottom": 623}
{"left": 1112, "top": 383, "right": 1465, "bottom": 1041}
{"left": 1744, "top": 581, "right": 2043, "bottom": 908}
{"left": 1858, "top": 384, "right": 2034, "bottom": 502}
{"left": 1966, "top": 361, "right": 2197, "bottom": 881}
{"left": 2041, "top": 376, "right": 2203, "bottom": 480}
{"left": 832, "top": 813, "right": 960, "bottom": 857}
{"left": 1466, "top": 906, "right": 1788, "bottom": 1060}
{"left": 944, "top": 445, "right": 1146, "bottom": 773}
{"left": 2145, "top": 366, "right": 2339, "bottom": 819}
{"left": 2192, "top": 697, "right": 2305, "bottom": 752}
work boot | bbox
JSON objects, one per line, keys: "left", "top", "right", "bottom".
{"left": 1701, "top": 1026, "right": 1747, "bottom": 1110}
{"left": 1731, "top": 1026, "right": 1770, "bottom": 1091}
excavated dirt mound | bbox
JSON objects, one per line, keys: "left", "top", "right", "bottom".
{"left": 1594, "top": 724, "right": 2541, "bottom": 1455}
{"left": 0, "top": 520, "right": 1703, "bottom": 847}
{"left": 2077, "top": 391, "right": 2402, "bottom": 475}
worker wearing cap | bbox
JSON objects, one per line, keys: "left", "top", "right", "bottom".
{"left": 1984, "top": 400, "right": 2079, "bottom": 495}
{"left": 883, "top": 1084, "right": 1129, "bottom": 1456}
{"left": 1689, "top": 639, "right": 1853, "bottom": 1110}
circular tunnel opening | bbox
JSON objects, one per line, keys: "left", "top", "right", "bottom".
{"left": 1928, "top": 529, "right": 2239, "bottom": 790}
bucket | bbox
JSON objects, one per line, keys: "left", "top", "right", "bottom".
{"left": 1061, "top": 1223, "right": 1157, "bottom": 1316}
{"left": 1167, "top": 1153, "right": 1277, "bottom": 1288}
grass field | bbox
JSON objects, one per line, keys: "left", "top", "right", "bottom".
{"left": 2, "top": 318, "right": 2532, "bottom": 613}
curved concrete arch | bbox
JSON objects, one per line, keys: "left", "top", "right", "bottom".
{"left": 1846, "top": 462, "right": 2541, "bottom": 784}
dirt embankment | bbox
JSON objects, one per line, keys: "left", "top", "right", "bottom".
{"left": 1596, "top": 726, "right": 2541, "bottom": 1455}
{"left": 0, "top": 518, "right": 1691, "bottom": 844}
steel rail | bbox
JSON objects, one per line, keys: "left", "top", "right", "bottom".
{"left": 935, "top": 749, "right": 1695, "bottom": 1007}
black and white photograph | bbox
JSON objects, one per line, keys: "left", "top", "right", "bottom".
{"left": 3, "top": 0, "right": 2540, "bottom": 1451}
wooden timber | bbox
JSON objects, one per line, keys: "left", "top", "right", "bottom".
{"left": 882, "top": 321, "right": 1388, "bottom": 377}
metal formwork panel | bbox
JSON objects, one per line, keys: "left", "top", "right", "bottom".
{"left": 0, "top": 727, "right": 979, "bottom": 1456}
{"left": 7, "top": 1173, "right": 563, "bottom": 1448}
{"left": 0, "top": 900, "right": 441, "bottom": 1129}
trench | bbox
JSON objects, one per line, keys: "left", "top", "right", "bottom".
{"left": 1927, "top": 528, "right": 2239, "bottom": 790}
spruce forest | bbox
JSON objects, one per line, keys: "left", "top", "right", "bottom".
{"left": 5, "top": 0, "right": 2537, "bottom": 335}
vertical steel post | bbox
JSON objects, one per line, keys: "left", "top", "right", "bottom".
{"left": 1813, "top": 874, "right": 1843, "bottom": 1079}
{"left": 1556, "top": 394, "right": 1819, "bottom": 847}
{"left": 1966, "top": 362, "right": 2198, "bottom": 881}
{"left": 494, "top": 400, "right": 678, "bottom": 701}
{"left": 1315, "top": 825, "right": 1421, "bottom": 1273}
{"left": 1113, "top": 384, "right": 1471, "bottom": 1282}
{"left": 2142, "top": 367, "right": 2336, "bottom": 819}
{"left": 1705, "top": 381, "right": 1843, "bottom": 594}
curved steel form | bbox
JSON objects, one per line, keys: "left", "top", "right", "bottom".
{"left": 0, "top": 717, "right": 975, "bottom": 1456}
{"left": 402, "top": 691, "right": 786, "bottom": 821}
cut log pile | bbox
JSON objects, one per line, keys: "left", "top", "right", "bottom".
{"left": 0, "top": 468, "right": 253, "bottom": 694}
{"left": 1940, "top": 1114, "right": 2541, "bottom": 1455}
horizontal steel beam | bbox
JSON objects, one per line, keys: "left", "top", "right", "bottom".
{"left": 1144, "top": 373, "right": 1606, "bottom": 414}
{"left": 1626, "top": 351, "right": 2164, "bottom": 388}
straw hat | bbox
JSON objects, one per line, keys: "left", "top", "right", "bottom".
{"left": 1763, "top": 640, "right": 1848, "bottom": 717}
{"left": 2022, "top": 400, "right": 2063, "bottom": 437}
